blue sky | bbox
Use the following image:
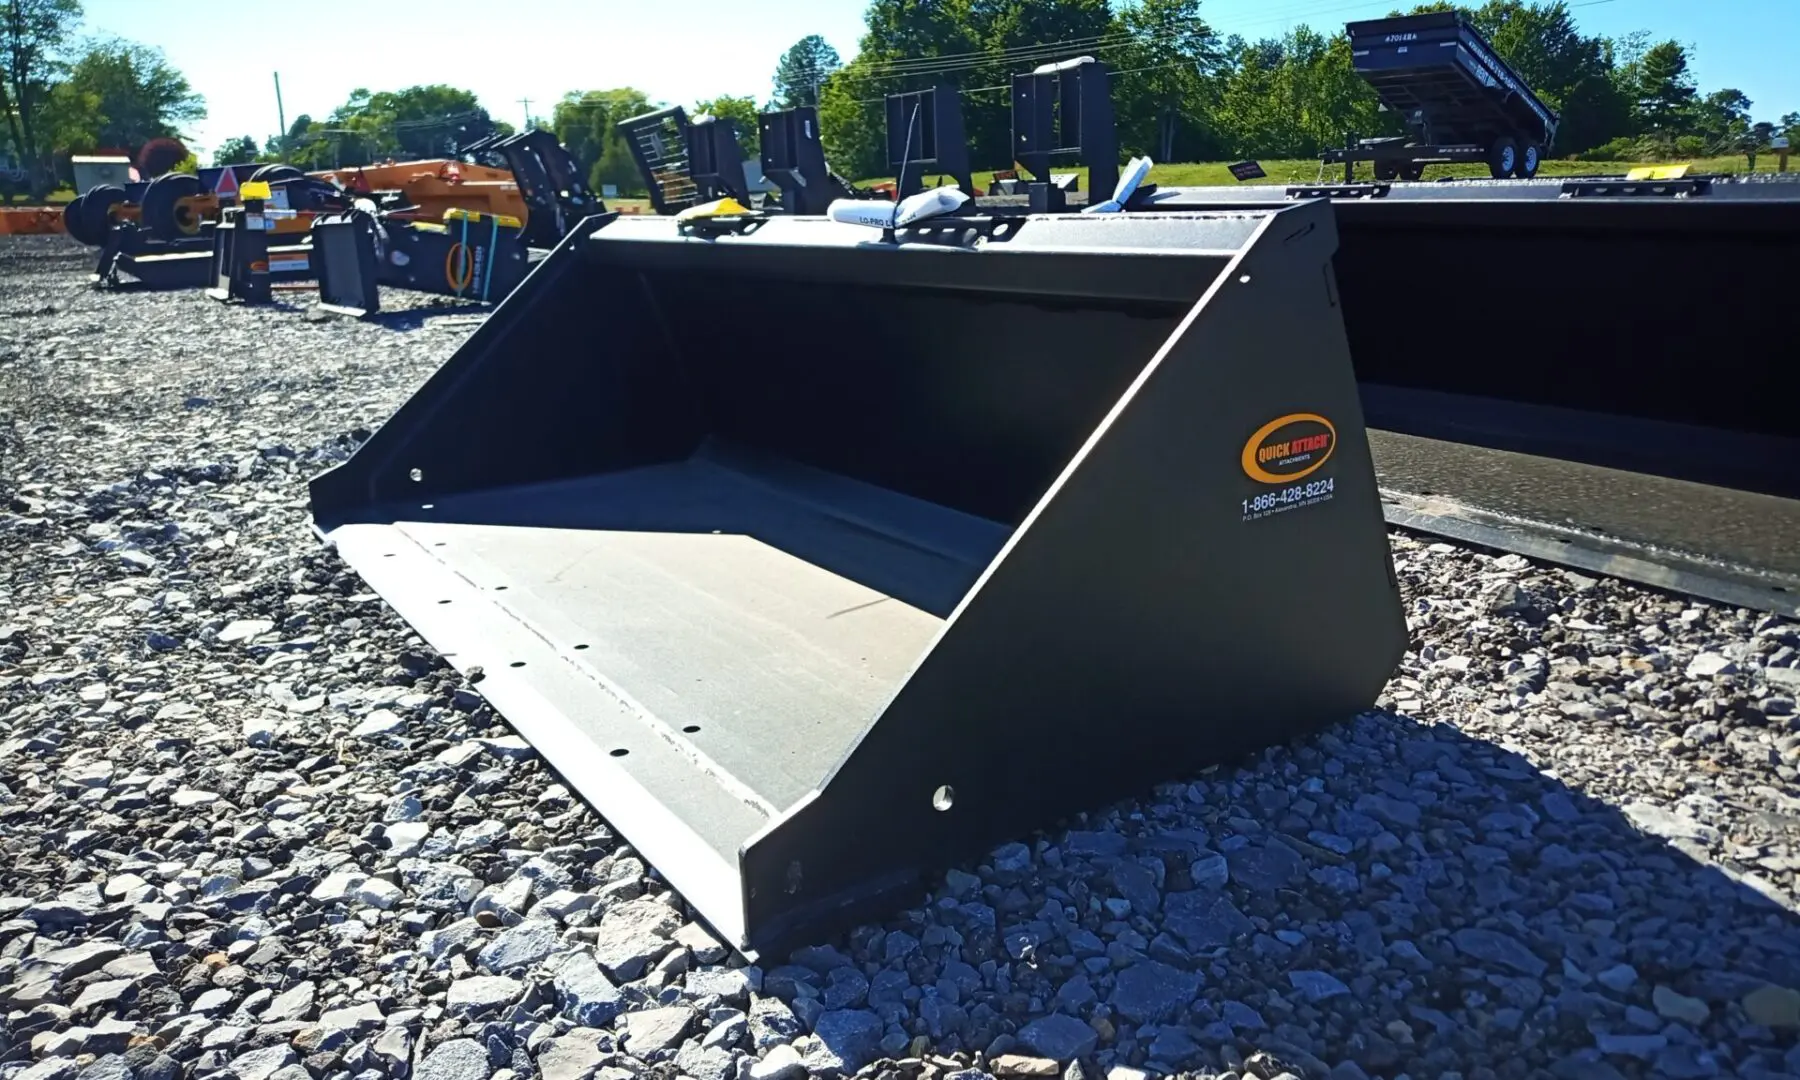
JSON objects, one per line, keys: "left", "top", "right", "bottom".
{"left": 82, "top": 0, "right": 1798, "bottom": 160}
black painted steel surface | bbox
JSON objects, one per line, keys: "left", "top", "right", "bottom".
{"left": 1142, "top": 179, "right": 1800, "bottom": 612}
{"left": 308, "top": 204, "right": 1408, "bottom": 953}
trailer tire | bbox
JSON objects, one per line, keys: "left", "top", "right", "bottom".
{"left": 142, "top": 172, "right": 205, "bottom": 242}
{"left": 63, "top": 193, "right": 93, "bottom": 246}
{"left": 1488, "top": 137, "right": 1519, "bottom": 180}
{"left": 79, "top": 185, "right": 127, "bottom": 243}
{"left": 1399, "top": 162, "right": 1426, "bottom": 182}
{"left": 251, "top": 163, "right": 304, "bottom": 184}
{"left": 1519, "top": 143, "right": 1542, "bottom": 179}
{"left": 1374, "top": 161, "right": 1400, "bottom": 182}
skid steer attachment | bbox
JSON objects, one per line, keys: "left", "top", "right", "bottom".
{"left": 308, "top": 200, "right": 1408, "bottom": 954}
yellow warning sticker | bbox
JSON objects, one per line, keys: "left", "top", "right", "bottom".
{"left": 1624, "top": 164, "right": 1690, "bottom": 181}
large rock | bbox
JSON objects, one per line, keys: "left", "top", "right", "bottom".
{"left": 16, "top": 1059, "right": 80, "bottom": 1080}
{"left": 477, "top": 918, "right": 561, "bottom": 974}
{"left": 1016, "top": 1013, "right": 1098, "bottom": 1061}
{"left": 227, "top": 1045, "right": 297, "bottom": 1080}
{"left": 804, "top": 1009, "right": 884, "bottom": 1075}
{"left": 536, "top": 1033, "right": 606, "bottom": 1080}
{"left": 416, "top": 1039, "right": 492, "bottom": 1080}
{"left": 39, "top": 942, "right": 126, "bottom": 982}
{"left": 446, "top": 974, "right": 523, "bottom": 1018}
{"left": 1162, "top": 891, "right": 1252, "bottom": 951}
{"left": 674, "top": 1043, "right": 738, "bottom": 1080}
{"left": 262, "top": 981, "right": 316, "bottom": 1023}
{"left": 553, "top": 953, "right": 623, "bottom": 1027}
{"left": 591, "top": 899, "right": 682, "bottom": 980}
{"left": 1110, "top": 961, "right": 1200, "bottom": 1023}
{"left": 625, "top": 1006, "right": 696, "bottom": 1056}
{"left": 750, "top": 996, "right": 804, "bottom": 1050}
{"left": 1451, "top": 928, "right": 1547, "bottom": 979}
{"left": 1743, "top": 984, "right": 1800, "bottom": 1029}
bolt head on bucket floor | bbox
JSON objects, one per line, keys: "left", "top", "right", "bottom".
{"left": 308, "top": 201, "right": 1408, "bottom": 955}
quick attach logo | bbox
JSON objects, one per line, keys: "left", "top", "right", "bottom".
{"left": 1241, "top": 413, "right": 1337, "bottom": 485}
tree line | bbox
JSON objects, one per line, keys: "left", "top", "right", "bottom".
{"left": 529, "top": 0, "right": 1795, "bottom": 197}
{"left": 7, "top": 0, "right": 1792, "bottom": 204}
{"left": 812, "top": 0, "right": 1791, "bottom": 180}
{"left": 1, "top": 0, "right": 204, "bottom": 198}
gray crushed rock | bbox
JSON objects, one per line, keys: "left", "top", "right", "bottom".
{"left": 1, "top": 236, "right": 1798, "bottom": 1080}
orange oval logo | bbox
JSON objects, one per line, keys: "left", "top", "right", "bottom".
{"left": 1241, "top": 413, "right": 1337, "bottom": 484}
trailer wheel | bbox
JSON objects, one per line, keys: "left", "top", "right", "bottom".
{"left": 251, "top": 163, "right": 304, "bottom": 184}
{"left": 1519, "top": 143, "right": 1542, "bottom": 179}
{"left": 142, "top": 172, "right": 205, "bottom": 242}
{"left": 62, "top": 193, "right": 94, "bottom": 246}
{"left": 1373, "top": 160, "right": 1400, "bottom": 182}
{"left": 1488, "top": 137, "right": 1519, "bottom": 179}
{"left": 79, "top": 185, "right": 127, "bottom": 243}
{"left": 1399, "top": 162, "right": 1426, "bottom": 182}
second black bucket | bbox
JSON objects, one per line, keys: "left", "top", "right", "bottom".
{"left": 308, "top": 200, "right": 1409, "bottom": 954}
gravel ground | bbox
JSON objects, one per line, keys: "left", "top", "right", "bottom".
{"left": 2, "top": 234, "right": 1799, "bottom": 1080}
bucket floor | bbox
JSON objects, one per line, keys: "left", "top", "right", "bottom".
{"left": 369, "top": 439, "right": 1012, "bottom": 817}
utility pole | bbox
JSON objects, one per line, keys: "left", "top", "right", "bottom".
{"left": 274, "top": 72, "right": 287, "bottom": 147}
{"left": 519, "top": 98, "right": 533, "bottom": 131}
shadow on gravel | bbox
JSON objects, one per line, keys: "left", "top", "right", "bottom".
{"left": 358, "top": 303, "right": 492, "bottom": 332}
{"left": 767, "top": 706, "right": 1800, "bottom": 1080}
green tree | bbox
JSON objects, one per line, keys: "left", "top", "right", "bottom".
{"left": 965, "top": 0, "right": 1113, "bottom": 167}
{"left": 1461, "top": 0, "right": 1627, "bottom": 153}
{"left": 551, "top": 87, "right": 653, "bottom": 194}
{"left": 212, "top": 134, "right": 258, "bottom": 166}
{"left": 0, "top": 0, "right": 82, "bottom": 190}
{"left": 1629, "top": 39, "right": 1697, "bottom": 134}
{"left": 322, "top": 84, "right": 501, "bottom": 162}
{"left": 1109, "top": 0, "right": 1228, "bottom": 162}
{"left": 1694, "top": 87, "right": 1750, "bottom": 144}
{"left": 817, "top": 58, "right": 886, "bottom": 181}
{"left": 46, "top": 36, "right": 204, "bottom": 153}
{"left": 772, "top": 34, "right": 841, "bottom": 108}
{"left": 694, "top": 94, "right": 760, "bottom": 159}
{"left": 823, "top": 0, "right": 981, "bottom": 177}
{"left": 1213, "top": 26, "right": 1391, "bottom": 159}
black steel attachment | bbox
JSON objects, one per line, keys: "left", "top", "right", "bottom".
{"left": 885, "top": 83, "right": 972, "bottom": 198}
{"left": 205, "top": 191, "right": 315, "bottom": 304}
{"left": 1128, "top": 177, "right": 1800, "bottom": 614}
{"left": 308, "top": 200, "right": 1407, "bottom": 955}
{"left": 618, "top": 106, "right": 751, "bottom": 215}
{"left": 465, "top": 129, "right": 606, "bottom": 247}
{"left": 312, "top": 211, "right": 383, "bottom": 317}
{"left": 1011, "top": 57, "right": 1119, "bottom": 209}
{"left": 90, "top": 223, "right": 214, "bottom": 289}
{"left": 311, "top": 208, "right": 533, "bottom": 317}
{"left": 758, "top": 107, "right": 863, "bottom": 215}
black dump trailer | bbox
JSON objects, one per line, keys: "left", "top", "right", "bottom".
{"left": 1325, "top": 11, "right": 1559, "bottom": 181}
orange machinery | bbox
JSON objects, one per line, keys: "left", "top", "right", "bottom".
{"left": 0, "top": 207, "right": 65, "bottom": 235}
{"left": 308, "top": 159, "right": 530, "bottom": 227}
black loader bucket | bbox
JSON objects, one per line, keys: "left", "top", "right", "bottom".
{"left": 1143, "top": 178, "right": 1800, "bottom": 614}
{"left": 308, "top": 200, "right": 1408, "bottom": 954}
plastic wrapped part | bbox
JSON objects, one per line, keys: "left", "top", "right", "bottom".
{"left": 307, "top": 202, "right": 1407, "bottom": 954}
{"left": 1084, "top": 156, "right": 1154, "bottom": 214}
{"left": 828, "top": 185, "right": 969, "bottom": 230}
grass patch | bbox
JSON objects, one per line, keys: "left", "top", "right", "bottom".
{"left": 853, "top": 154, "right": 1791, "bottom": 192}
